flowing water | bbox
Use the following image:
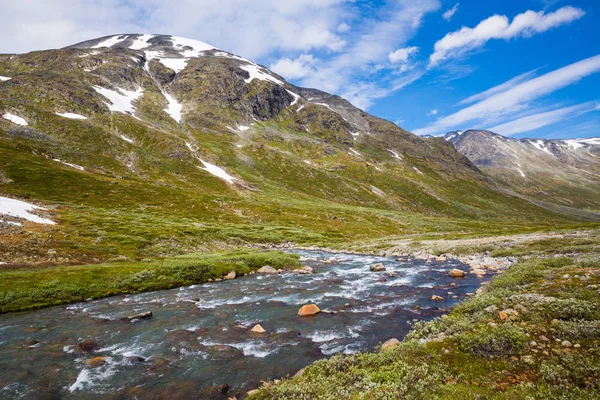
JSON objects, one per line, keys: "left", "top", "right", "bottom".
{"left": 0, "top": 251, "right": 490, "bottom": 399}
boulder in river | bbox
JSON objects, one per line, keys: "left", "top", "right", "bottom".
{"left": 22, "top": 339, "right": 39, "bottom": 348}
{"left": 431, "top": 295, "right": 444, "bottom": 301}
{"left": 370, "top": 263, "right": 386, "bottom": 272}
{"left": 123, "top": 311, "right": 152, "bottom": 321}
{"left": 250, "top": 324, "right": 267, "bottom": 334}
{"left": 257, "top": 266, "right": 278, "bottom": 274}
{"left": 224, "top": 270, "right": 236, "bottom": 280}
{"left": 233, "top": 324, "right": 248, "bottom": 331}
{"left": 381, "top": 338, "right": 400, "bottom": 350}
{"left": 78, "top": 338, "right": 99, "bottom": 352}
{"left": 449, "top": 269, "right": 466, "bottom": 278}
{"left": 83, "top": 356, "right": 109, "bottom": 368}
{"left": 298, "top": 304, "right": 320, "bottom": 317}
{"left": 126, "top": 356, "right": 146, "bottom": 363}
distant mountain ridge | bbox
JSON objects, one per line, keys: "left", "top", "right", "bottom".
{"left": 439, "top": 129, "right": 600, "bottom": 211}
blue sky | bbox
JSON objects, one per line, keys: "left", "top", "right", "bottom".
{"left": 1, "top": 0, "right": 598, "bottom": 139}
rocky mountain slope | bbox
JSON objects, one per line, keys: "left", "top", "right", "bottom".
{"left": 443, "top": 130, "right": 600, "bottom": 212}
{"left": 0, "top": 34, "right": 585, "bottom": 265}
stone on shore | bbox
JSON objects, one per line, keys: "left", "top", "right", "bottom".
{"left": 257, "top": 266, "right": 278, "bottom": 274}
{"left": 224, "top": 271, "right": 236, "bottom": 280}
{"left": 381, "top": 338, "right": 400, "bottom": 350}
{"left": 298, "top": 304, "right": 320, "bottom": 317}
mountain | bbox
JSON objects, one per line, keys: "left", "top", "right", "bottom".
{"left": 0, "top": 34, "right": 583, "bottom": 264}
{"left": 443, "top": 129, "right": 600, "bottom": 212}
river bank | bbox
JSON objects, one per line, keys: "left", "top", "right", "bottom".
{"left": 250, "top": 233, "right": 600, "bottom": 399}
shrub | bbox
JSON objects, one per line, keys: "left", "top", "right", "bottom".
{"left": 454, "top": 324, "right": 527, "bottom": 357}
{"left": 556, "top": 319, "right": 600, "bottom": 340}
{"left": 541, "top": 299, "right": 598, "bottom": 321}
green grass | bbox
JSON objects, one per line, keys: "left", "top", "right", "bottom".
{"left": 250, "top": 249, "right": 600, "bottom": 399}
{"left": 0, "top": 249, "right": 299, "bottom": 313}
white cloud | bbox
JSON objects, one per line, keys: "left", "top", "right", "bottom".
{"left": 429, "top": 109, "right": 439, "bottom": 115}
{"left": 429, "top": 6, "right": 585, "bottom": 67}
{"left": 300, "top": 0, "right": 440, "bottom": 109}
{"left": 413, "top": 54, "right": 600, "bottom": 136}
{"left": 458, "top": 68, "right": 539, "bottom": 105}
{"left": 270, "top": 54, "right": 316, "bottom": 80}
{"left": 337, "top": 22, "right": 350, "bottom": 32}
{"left": 388, "top": 46, "right": 419, "bottom": 63}
{"left": 489, "top": 101, "right": 598, "bottom": 135}
{"left": 0, "top": 0, "right": 349, "bottom": 59}
{"left": 442, "top": 3, "right": 459, "bottom": 21}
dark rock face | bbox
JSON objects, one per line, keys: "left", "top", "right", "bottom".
{"left": 148, "top": 59, "right": 176, "bottom": 86}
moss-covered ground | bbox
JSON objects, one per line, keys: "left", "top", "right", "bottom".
{"left": 0, "top": 249, "right": 299, "bottom": 313}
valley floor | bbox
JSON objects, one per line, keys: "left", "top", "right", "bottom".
{"left": 1, "top": 229, "right": 599, "bottom": 399}
{"left": 250, "top": 230, "right": 600, "bottom": 399}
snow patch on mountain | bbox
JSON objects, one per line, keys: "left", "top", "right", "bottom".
{"left": 0, "top": 196, "right": 55, "bottom": 225}
{"left": 56, "top": 112, "right": 87, "bottom": 120}
{"left": 527, "top": 140, "right": 553, "bottom": 156}
{"left": 53, "top": 159, "right": 84, "bottom": 171}
{"left": 93, "top": 85, "right": 143, "bottom": 116}
{"left": 239, "top": 64, "right": 284, "bottom": 86}
{"left": 170, "top": 36, "right": 216, "bottom": 57}
{"left": 387, "top": 149, "right": 402, "bottom": 160}
{"left": 0, "top": 76, "right": 11, "bottom": 81}
{"left": 199, "top": 160, "right": 237, "bottom": 184}
{"left": 92, "top": 35, "right": 126, "bottom": 49}
{"left": 129, "top": 34, "right": 156, "bottom": 50}
{"left": 286, "top": 90, "right": 300, "bottom": 106}
{"left": 163, "top": 91, "right": 182, "bottom": 123}
{"left": 2, "top": 113, "right": 27, "bottom": 126}
{"left": 120, "top": 135, "right": 134, "bottom": 144}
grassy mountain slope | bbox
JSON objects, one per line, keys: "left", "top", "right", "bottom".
{"left": 0, "top": 35, "right": 593, "bottom": 265}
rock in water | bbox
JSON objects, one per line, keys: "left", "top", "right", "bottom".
{"left": 83, "top": 356, "right": 108, "bottom": 368}
{"left": 370, "top": 263, "right": 386, "bottom": 272}
{"left": 250, "top": 324, "right": 266, "bottom": 334}
{"left": 381, "top": 338, "right": 400, "bottom": 350}
{"left": 78, "top": 338, "right": 99, "bottom": 352}
{"left": 257, "top": 266, "right": 278, "bottom": 274}
{"left": 449, "top": 269, "right": 466, "bottom": 278}
{"left": 124, "top": 311, "right": 152, "bottom": 321}
{"left": 298, "top": 304, "right": 320, "bottom": 316}
{"left": 224, "top": 270, "right": 236, "bottom": 280}
{"left": 431, "top": 295, "right": 444, "bottom": 301}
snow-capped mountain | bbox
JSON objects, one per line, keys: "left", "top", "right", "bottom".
{"left": 6, "top": 33, "right": 560, "bottom": 264}
{"left": 441, "top": 129, "right": 600, "bottom": 211}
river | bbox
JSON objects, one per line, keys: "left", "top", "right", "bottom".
{"left": 0, "top": 250, "right": 489, "bottom": 399}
